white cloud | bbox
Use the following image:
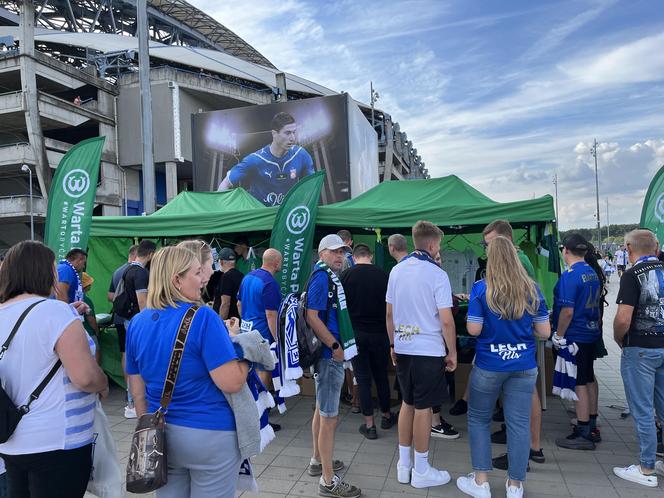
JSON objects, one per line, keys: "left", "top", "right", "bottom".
{"left": 520, "top": 0, "right": 616, "bottom": 62}
{"left": 560, "top": 32, "right": 664, "bottom": 85}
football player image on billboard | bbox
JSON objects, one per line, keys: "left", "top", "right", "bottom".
{"left": 192, "top": 94, "right": 378, "bottom": 205}
{"left": 217, "top": 112, "right": 315, "bottom": 206}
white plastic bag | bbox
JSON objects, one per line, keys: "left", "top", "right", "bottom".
{"left": 87, "top": 401, "right": 123, "bottom": 498}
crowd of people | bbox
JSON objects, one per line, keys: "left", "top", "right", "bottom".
{"left": 0, "top": 222, "right": 663, "bottom": 497}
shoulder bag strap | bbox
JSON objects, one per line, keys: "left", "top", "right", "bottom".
{"left": 159, "top": 305, "right": 199, "bottom": 410}
{"left": 0, "top": 299, "right": 46, "bottom": 359}
{"left": 19, "top": 359, "right": 62, "bottom": 414}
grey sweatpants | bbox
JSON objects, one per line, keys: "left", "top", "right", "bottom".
{"left": 157, "top": 424, "right": 241, "bottom": 498}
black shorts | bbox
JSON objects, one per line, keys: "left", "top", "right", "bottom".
{"left": 116, "top": 323, "right": 127, "bottom": 353}
{"left": 575, "top": 342, "right": 596, "bottom": 386}
{"left": 618, "top": 265, "right": 626, "bottom": 271}
{"left": 395, "top": 354, "right": 447, "bottom": 409}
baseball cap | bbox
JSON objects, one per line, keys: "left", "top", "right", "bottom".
{"left": 561, "top": 233, "right": 589, "bottom": 252}
{"left": 318, "top": 234, "right": 348, "bottom": 253}
{"left": 219, "top": 247, "right": 236, "bottom": 261}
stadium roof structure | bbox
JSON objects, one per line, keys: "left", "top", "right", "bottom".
{"left": 0, "top": 0, "right": 275, "bottom": 67}
{"left": 2, "top": 25, "right": 337, "bottom": 95}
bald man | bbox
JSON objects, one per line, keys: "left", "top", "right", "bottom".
{"left": 237, "top": 248, "right": 284, "bottom": 431}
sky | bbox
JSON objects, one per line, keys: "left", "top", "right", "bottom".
{"left": 190, "top": 0, "right": 664, "bottom": 229}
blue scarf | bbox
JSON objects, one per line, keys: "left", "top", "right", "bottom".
{"left": 552, "top": 340, "right": 580, "bottom": 401}
{"left": 401, "top": 249, "right": 439, "bottom": 267}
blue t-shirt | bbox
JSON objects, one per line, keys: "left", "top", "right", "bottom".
{"left": 467, "top": 279, "right": 549, "bottom": 372}
{"left": 307, "top": 266, "right": 339, "bottom": 359}
{"left": 237, "top": 269, "right": 281, "bottom": 342}
{"left": 125, "top": 304, "right": 238, "bottom": 431}
{"left": 228, "top": 145, "right": 315, "bottom": 206}
{"left": 56, "top": 261, "right": 79, "bottom": 303}
{"left": 553, "top": 261, "right": 601, "bottom": 343}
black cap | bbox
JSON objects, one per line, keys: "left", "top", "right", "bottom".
{"left": 562, "top": 233, "right": 589, "bottom": 252}
{"left": 219, "top": 247, "right": 236, "bottom": 261}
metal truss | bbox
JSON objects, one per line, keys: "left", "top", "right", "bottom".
{"left": 0, "top": 0, "right": 275, "bottom": 67}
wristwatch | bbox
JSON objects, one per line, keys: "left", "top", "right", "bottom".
{"left": 331, "top": 341, "right": 340, "bottom": 350}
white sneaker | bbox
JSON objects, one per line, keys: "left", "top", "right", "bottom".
{"left": 505, "top": 479, "right": 523, "bottom": 498}
{"left": 124, "top": 405, "right": 137, "bottom": 419}
{"left": 456, "top": 473, "right": 491, "bottom": 498}
{"left": 655, "top": 461, "right": 664, "bottom": 477}
{"left": 613, "top": 464, "right": 658, "bottom": 487}
{"left": 410, "top": 465, "right": 451, "bottom": 488}
{"left": 396, "top": 461, "right": 411, "bottom": 484}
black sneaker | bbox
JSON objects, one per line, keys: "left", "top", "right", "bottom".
{"left": 555, "top": 428, "right": 595, "bottom": 450}
{"left": 380, "top": 412, "right": 398, "bottom": 430}
{"left": 493, "top": 407, "right": 504, "bottom": 422}
{"left": 492, "top": 453, "right": 530, "bottom": 472}
{"left": 590, "top": 427, "right": 601, "bottom": 443}
{"left": 269, "top": 422, "right": 281, "bottom": 432}
{"left": 449, "top": 399, "right": 468, "bottom": 416}
{"left": 491, "top": 424, "right": 507, "bottom": 444}
{"left": 431, "top": 421, "right": 460, "bottom": 439}
{"left": 529, "top": 448, "right": 545, "bottom": 463}
{"left": 359, "top": 424, "right": 377, "bottom": 440}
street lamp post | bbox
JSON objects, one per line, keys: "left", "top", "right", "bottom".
{"left": 21, "top": 164, "right": 34, "bottom": 240}
{"left": 590, "top": 139, "right": 601, "bottom": 249}
{"left": 370, "top": 81, "right": 379, "bottom": 135}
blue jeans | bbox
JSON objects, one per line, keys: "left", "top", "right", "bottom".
{"left": 314, "top": 358, "right": 345, "bottom": 417}
{"left": 468, "top": 366, "right": 537, "bottom": 482}
{"left": 620, "top": 347, "right": 664, "bottom": 469}
{"left": 0, "top": 472, "right": 6, "bottom": 498}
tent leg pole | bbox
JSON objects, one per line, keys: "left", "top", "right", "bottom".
{"left": 538, "top": 340, "right": 547, "bottom": 410}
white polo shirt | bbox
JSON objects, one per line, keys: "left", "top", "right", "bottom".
{"left": 386, "top": 255, "right": 453, "bottom": 357}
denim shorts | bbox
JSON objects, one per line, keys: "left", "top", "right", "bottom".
{"left": 314, "top": 357, "right": 345, "bottom": 417}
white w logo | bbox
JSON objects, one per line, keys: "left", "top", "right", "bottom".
{"left": 286, "top": 206, "right": 310, "bottom": 235}
{"left": 62, "top": 169, "right": 91, "bottom": 198}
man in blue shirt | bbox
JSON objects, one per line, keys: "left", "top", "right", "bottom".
{"left": 238, "top": 248, "right": 283, "bottom": 346}
{"left": 237, "top": 248, "right": 282, "bottom": 431}
{"left": 306, "top": 234, "right": 361, "bottom": 498}
{"left": 218, "top": 112, "right": 315, "bottom": 206}
{"left": 56, "top": 248, "right": 87, "bottom": 305}
{"left": 553, "top": 233, "right": 602, "bottom": 450}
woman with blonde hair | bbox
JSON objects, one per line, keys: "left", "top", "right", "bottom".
{"left": 125, "top": 245, "right": 248, "bottom": 497}
{"left": 177, "top": 240, "right": 214, "bottom": 288}
{"left": 456, "top": 236, "right": 551, "bottom": 498}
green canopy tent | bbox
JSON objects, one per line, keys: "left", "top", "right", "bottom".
{"left": 315, "top": 176, "right": 560, "bottom": 303}
{"left": 87, "top": 175, "right": 559, "bottom": 385}
{"left": 87, "top": 189, "right": 277, "bottom": 386}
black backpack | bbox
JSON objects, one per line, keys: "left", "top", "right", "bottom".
{"left": 113, "top": 265, "right": 139, "bottom": 319}
{"left": 295, "top": 269, "right": 336, "bottom": 369}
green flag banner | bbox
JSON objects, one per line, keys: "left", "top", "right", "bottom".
{"left": 640, "top": 164, "right": 664, "bottom": 246}
{"left": 270, "top": 171, "right": 325, "bottom": 297}
{"left": 44, "top": 136, "right": 105, "bottom": 260}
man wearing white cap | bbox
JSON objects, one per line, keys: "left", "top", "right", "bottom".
{"left": 306, "top": 234, "right": 361, "bottom": 498}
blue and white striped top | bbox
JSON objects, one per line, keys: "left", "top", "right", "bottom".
{"left": 0, "top": 297, "right": 96, "bottom": 455}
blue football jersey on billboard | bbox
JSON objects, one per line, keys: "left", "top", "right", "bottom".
{"left": 229, "top": 145, "right": 315, "bottom": 206}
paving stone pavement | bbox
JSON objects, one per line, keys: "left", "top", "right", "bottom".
{"left": 88, "top": 278, "right": 664, "bottom": 498}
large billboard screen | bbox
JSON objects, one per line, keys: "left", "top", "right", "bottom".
{"left": 191, "top": 94, "right": 378, "bottom": 206}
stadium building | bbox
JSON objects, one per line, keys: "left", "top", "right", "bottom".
{"left": 0, "top": 0, "right": 428, "bottom": 248}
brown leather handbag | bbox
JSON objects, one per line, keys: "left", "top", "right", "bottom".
{"left": 126, "top": 306, "right": 198, "bottom": 493}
